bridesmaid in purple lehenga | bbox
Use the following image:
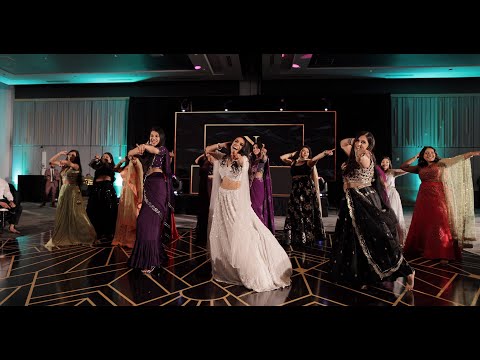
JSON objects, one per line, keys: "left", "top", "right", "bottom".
{"left": 249, "top": 141, "right": 275, "bottom": 234}
{"left": 127, "top": 127, "right": 177, "bottom": 275}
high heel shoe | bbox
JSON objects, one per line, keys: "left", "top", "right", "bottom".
{"left": 141, "top": 266, "right": 155, "bottom": 275}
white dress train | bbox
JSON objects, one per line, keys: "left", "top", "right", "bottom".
{"left": 385, "top": 171, "right": 406, "bottom": 245}
{"left": 208, "top": 154, "right": 292, "bottom": 292}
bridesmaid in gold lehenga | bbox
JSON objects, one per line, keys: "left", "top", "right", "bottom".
{"left": 45, "top": 150, "right": 96, "bottom": 248}
{"left": 111, "top": 155, "right": 143, "bottom": 248}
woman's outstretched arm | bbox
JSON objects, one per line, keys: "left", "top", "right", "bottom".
{"left": 128, "top": 143, "right": 160, "bottom": 158}
{"left": 400, "top": 154, "right": 420, "bottom": 173}
{"left": 308, "top": 148, "right": 335, "bottom": 167}
{"left": 280, "top": 151, "right": 296, "bottom": 165}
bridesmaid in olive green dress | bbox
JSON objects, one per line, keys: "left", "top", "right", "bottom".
{"left": 45, "top": 150, "right": 97, "bottom": 248}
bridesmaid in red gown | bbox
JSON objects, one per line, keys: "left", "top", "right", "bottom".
{"left": 400, "top": 146, "right": 480, "bottom": 264}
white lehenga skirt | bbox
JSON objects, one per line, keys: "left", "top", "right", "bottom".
{"left": 387, "top": 186, "right": 406, "bottom": 246}
{"left": 208, "top": 187, "right": 292, "bottom": 292}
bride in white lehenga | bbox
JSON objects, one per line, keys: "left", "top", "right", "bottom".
{"left": 206, "top": 137, "right": 292, "bottom": 293}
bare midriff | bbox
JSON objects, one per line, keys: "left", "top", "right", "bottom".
{"left": 95, "top": 175, "right": 112, "bottom": 182}
{"left": 146, "top": 167, "right": 163, "bottom": 176}
{"left": 220, "top": 176, "right": 241, "bottom": 190}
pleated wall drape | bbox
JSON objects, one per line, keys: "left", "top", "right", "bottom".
{"left": 12, "top": 98, "right": 129, "bottom": 188}
{"left": 391, "top": 94, "right": 480, "bottom": 204}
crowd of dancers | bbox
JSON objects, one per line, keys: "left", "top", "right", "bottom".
{"left": 41, "top": 127, "right": 480, "bottom": 293}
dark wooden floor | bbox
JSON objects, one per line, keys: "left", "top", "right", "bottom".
{"left": 1, "top": 203, "right": 480, "bottom": 306}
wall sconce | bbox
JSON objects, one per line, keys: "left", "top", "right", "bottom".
{"left": 180, "top": 99, "right": 191, "bottom": 112}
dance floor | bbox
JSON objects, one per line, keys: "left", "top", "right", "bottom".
{"left": 1, "top": 203, "right": 480, "bottom": 307}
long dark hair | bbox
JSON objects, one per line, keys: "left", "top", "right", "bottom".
{"left": 103, "top": 152, "right": 116, "bottom": 168}
{"left": 149, "top": 127, "right": 166, "bottom": 147}
{"left": 292, "top": 145, "right": 313, "bottom": 164}
{"left": 224, "top": 136, "right": 251, "bottom": 157}
{"left": 221, "top": 136, "right": 251, "bottom": 174}
{"left": 65, "top": 149, "right": 83, "bottom": 187}
{"left": 417, "top": 146, "right": 441, "bottom": 168}
{"left": 343, "top": 131, "right": 376, "bottom": 177}
{"left": 251, "top": 140, "right": 265, "bottom": 162}
{"left": 380, "top": 156, "right": 392, "bottom": 173}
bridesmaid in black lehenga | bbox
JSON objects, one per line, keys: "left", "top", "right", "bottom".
{"left": 280, "top": 145, "right": 334, "bottom": 247}
{"left": 86, "top": 152, "right": 118, "bottom": 241}
{"left": 331, "top": 131, "right": 415, "bottom": 291}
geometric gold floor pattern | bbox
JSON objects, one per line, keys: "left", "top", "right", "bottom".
{"left": 1, "top": 227, "right": 480, "bottom": 306}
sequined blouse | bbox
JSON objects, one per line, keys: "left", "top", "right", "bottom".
{"left": 150, "top": 146, "right": 168, "bottom": 168}
{"left": 343, "top": 161, "right": 374, "bottom": 184}
{"left": 219, "top": 156, "right": 245, "bottom": 182}
{"left": 61, "top": 167, "right": 80, "bottom": 185}
{"left": 249, "top": 156, "right": 266, "bottom": 183}
{"left": 139, "top": 146, "right": 168, "bottom": 173}
{"left": 418, "top": 163, "right": 442, "bottom": 182}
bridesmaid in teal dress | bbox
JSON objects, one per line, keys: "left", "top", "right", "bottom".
{"left": 45, "top": 150, "right": 97, "bottom": 248}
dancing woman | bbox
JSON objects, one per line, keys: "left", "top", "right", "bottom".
{"left": 46, "top": 150, "right": 96, "bottom": 247}
{"left": 127, "top": 127, "right": 178, "bottom": 274}
{"left": 379, "top": 156, "right": 409, "bottom": 246}
{"left": 280, "top": 145, "right": 334, "bottom": 246}
{"left": 111, "top": 155, "right": 144, "bottom": 249}
{"left": 205, "top": 137, "right": 292, "bottom": 292}
{"left": 249, "top": 141, "right": 275, "bottom": 234}
{"left": 400, "top": 147, "right": 480, "bottom": 264}
{"left": 86, "top": 152, "right": 118, "bottom": 240}
{"left": 331, "top": 132, "right": 415, "bottom": 291}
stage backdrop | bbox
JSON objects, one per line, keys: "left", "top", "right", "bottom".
{"left": 174, "top": 111, "right": 336, "bottom": 195}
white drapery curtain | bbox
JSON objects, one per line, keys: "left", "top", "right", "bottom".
{"left": 12, "top": 98, "right": 129, "bottom": 187}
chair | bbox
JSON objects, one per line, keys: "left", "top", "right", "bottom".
{"left": 0, "top": 208, "right": 10, "bottom": 233}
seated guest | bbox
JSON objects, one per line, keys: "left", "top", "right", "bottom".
{"left": 0, "top": 178, "right": 22, "bottom": 234}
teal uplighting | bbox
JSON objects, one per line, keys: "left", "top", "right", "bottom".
{"left": 113, "top": 176, "right": 123, "bottom": 198}
{"left": 113, "top": 144, "right": 128, "bottom": 197}
{"left": 0, "top": 73, "right": 151, "bottom": 86}
{"left": 11, "top": 167, "right": 22, "bottom": 189}
{"left": 11, "top": 147, "right": 31, "bottom": 189}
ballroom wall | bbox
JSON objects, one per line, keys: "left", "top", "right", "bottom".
{"left": 12, "top": 77, "right": 480, "bottom": 208}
